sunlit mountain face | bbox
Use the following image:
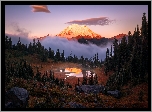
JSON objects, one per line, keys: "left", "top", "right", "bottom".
{"left": 56, "top": 24, "right": 102, "bottom": 40}
{"left": 35, "top": 24, "right": 127, "bottom": 44}
{"left": 111, "top": 33, "right": 127, "bottom": 40}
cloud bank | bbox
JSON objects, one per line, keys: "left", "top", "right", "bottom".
{"left": 66, "top": 17, "right": 116, "bottom": 26}
{"left": 5, "top": 33, "right": 33, "bottom": 45}
{"left": 40, "top": 36, "right": 112, "bottom": 60}
{"left": 30, "top": 5, "right": 51, "bottom": 13}
{"left": 5, "top": 32, "right": 112, "bottom": 61}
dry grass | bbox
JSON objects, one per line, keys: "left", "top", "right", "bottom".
{"left": 5, "top": 51, "right": 149, "bottom": 108}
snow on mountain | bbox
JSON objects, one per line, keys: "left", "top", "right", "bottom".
{"left": 56, "top": 24, "right": 102, "bottom": 39}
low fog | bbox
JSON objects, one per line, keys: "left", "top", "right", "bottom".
{"left": 5, "top": 33, "right": 33, "bottom": 45}
{"left": 5, "top": 34, "right": 113, "bottom": 61}
{"left": 40, "top": 36, "right": 113, "bottom": 61}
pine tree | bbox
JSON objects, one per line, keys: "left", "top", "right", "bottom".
{"left": 55, "top": 49, "right": 60, "bottom": 62}
{"left": 52, "top": 72, "right": 55, "bottom": 81}
{"left": 81, "top": 56, "right": 84, "bottom": 65}
{"left": 42, "top": 72, "right": 47, "bottom": 85}
{"left": 110, "top": 45, "right": 112, "bottom": 57}
{"left": 82, "top": 70, "right": 87, "bottom": 85}
{"left": 141, "top": 12, "right": 148, "bottom": 77}
{"left": 104, "top": 48, "right": 110, "bottom": 74}
{"left": 61, "top": 50, "right": 65, "bottom": 62}
{"left": 94, "top": 74, "right": 98, "bottom": 85}
{"left": 105, "top": 13, "right": 149, "bottom": 89}
{"left": 128, "top": 31, "right": 133, "bottom": 52}
{"left": 28, "top": 64, "right": 34, "bottom": 79}
{"left": 35, "top": 68, "right": 41, "bottom": 81}
{"left": 17, "top": 37, "right": 22, "bottom": 51}
{"left": 89, "top": 71, "right": 94, "bottom": 85}
{"left": 136, "top": 24, "right": 140, "bottom": 37}
{"left": 36, "top": 40, "right": 42, "bottom": 54}
{"left": 113, "top": 38, "right": 119, "bottom": 71}
{"left": 141, "top": 12, "right": 148, "bottom": 38}
{"left": 55, "top": 78, "right": 59, "bottom": 85}
{"left": 5, "top": 36, "right": 9, "bottom": 48}
{"left": 78, "top": 78, "right": 80, "bottom": 86}
{"left": 97, "top": 53, "right": 99, "bottom": 65}
{"left": 32, "top": 38, "right": 36, "bottom": 53}
{"left": 94, "top": 54, "right": 97, "bottom": 67}
{"left": 8, "top": 37, "right": 12, "bottom": 49}
{"left": 28, "top": 42, "right": 33, "bottom": 54}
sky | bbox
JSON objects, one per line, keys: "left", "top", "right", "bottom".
{"left": 5, "top": 5, "right": 148, "bottom": 38}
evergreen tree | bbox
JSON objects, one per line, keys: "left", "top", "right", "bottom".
{"left": 5, "top": 36, "right": 9, "bottom": 49}
{"left": 35, "top": 68, "right": 41, "bottom": 81}
{"left": 80, "top": 56, "right": 84, "bottom": 64}
{"left": 94, "top": 54, "right": 97, "bottom": 66}
{"left": 36, "top": 40, "right": 42, "bottom": 54}
{"left": 17, "top": 37, "right": 22, "bottom": 51}
{"left": 110, "top": 45, "right": 112, "bottom": 57}
{"left": 55, "top": 49, "right": 60, "bottom": 62}
{"left": 28, "top": 42, "right": 33, "bottom": 54}
{"left": 140, "top": 13, "right": 148, "bottom": 79}
{"left": 78, "top": 78, "right": 80, "bottom": 86}
{"left": 94, "top": 74, "right": 98, "bottom": 85}
{"left": 55, "top": 78, "right": 59, "bottom": 85}
{"left": 82, "top": 70, "right": 87, "bottom": 85}
{"left": 42, "top": 72, "right": 47, "bottom": 85}
{"left": 141, "top": 12, "right": 148, "bottom": 38}
{"left": 88, "top": 71, "right": 94, "bottom": 85}
{"left": 8, "top": 37, "right": 12, "bottom": 49}
{"left": 61, "top": 50, "right": 65, "bottom": 62}
{"left": 105, "top": 13, "right": 149, "bottom": 90}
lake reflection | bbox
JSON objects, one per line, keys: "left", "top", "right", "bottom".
{"left": 59, "top": 68, "right": 95, "bottom": 78}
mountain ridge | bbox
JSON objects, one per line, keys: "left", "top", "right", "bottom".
{"left": 35, "top": 24, "right": 127, "bottom": 42}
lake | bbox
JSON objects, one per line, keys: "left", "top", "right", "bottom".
{"left": 58, "top": 68, "right": 96, "bottom": 79}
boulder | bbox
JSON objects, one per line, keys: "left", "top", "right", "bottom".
{"left": 5, "top": 87, "right": 29, "bottom": 108}
{"left": 107, "top": 90, "right": 121, "bottom": 98}
{"left": 68, "top": 102, "right": 86, "bottom": 108}
{"left": 75, "top": 85, "right": 105, "bottom": 94}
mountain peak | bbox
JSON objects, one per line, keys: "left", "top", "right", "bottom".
{"left": 111, "top": 33, "right": 127, "bottom": 40}
{"left": 56, "top": 24, "right": 102, "bottom": 39}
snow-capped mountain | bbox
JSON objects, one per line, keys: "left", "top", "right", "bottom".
{"left": 56, "top": 24, "right": 102, "bottom": 39}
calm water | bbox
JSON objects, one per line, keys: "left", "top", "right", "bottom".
{"left": 59, "top": 68, "right": 95, "bottom": 78}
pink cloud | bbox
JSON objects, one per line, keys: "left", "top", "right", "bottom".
{"left": 30, "top": 5, "right": 51, "bottom": 13}
{"left": 66, "top": 17, "right": 116, "bottom": 26}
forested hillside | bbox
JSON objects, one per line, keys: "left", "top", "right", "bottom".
{"left": 104, "top": 13, "right": 149, "bottom": 90}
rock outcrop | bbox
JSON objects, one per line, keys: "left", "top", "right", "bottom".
{"left": 5, "top": 87, "right": 29, "bottom": 108}
{"left": 107, "top": 90, "right": 121, "bottom": 98}
{"left": 75, "top": 85, "right": 105, "bottom": 94}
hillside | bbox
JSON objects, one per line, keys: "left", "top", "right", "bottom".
{"left": 5, "top": 48, "right": 148, "bottom": 108}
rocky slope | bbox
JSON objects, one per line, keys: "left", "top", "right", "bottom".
{"left": 111, "top": 33, "right": 127, "bottom": 40}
